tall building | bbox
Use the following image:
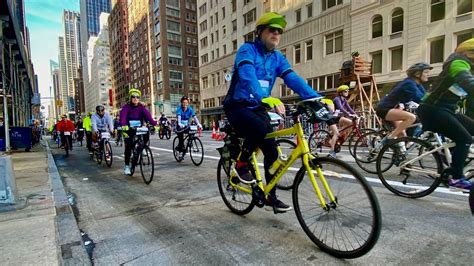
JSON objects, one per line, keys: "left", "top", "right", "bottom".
{"left": 85, "top": 13, "right": 112, "bottom": 113}
{"left": 109, "top": 0, "right": 130, "bottom": 112}
{"left": 152, "top": 0, "right": 200, "bottom": 116}
{"left": 74, "top": 67, "right": 86, "bottom": 115}
{"left": 58, "top": 37, "right": 68, "bottom": 115}
{"left": 63, "top": 10, "right": 82, "bottom": 115}
{"left": 128, "top": 0, "right": 155, "bottom": 116}
{"left": 50, "top": 60, "right": 61, "bottom": 120}
{"left": 80, "top": 0, "right": 112, "bottom": 84}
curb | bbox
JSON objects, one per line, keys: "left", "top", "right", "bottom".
{"left": 46, "top": 142, "right": 91, "bottom": 265}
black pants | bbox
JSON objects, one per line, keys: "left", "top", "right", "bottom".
{"left": 225, "top": 103, "right": 278, "bottom": 196}
{"left": 176, "top": 126, "right": 188, "bottom": 149}
{"left": 60, "top": 133, "right": 73, "bottom": 150}
{"left": 86, "top": 131, "right": 92, "bottom": 151}
{"left": 124, "top": 130, "right": 150, "bottom": 165}
{"left": 418, "top": 104, "right": 474, "bottom": 178}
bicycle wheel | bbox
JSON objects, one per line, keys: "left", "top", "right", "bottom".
{"left": 130, "top": 149, "right": 138, "bottom": 176}
{"left": 139, "top": 146, "right": 154, "bottom": 184}
{"left": 189, "top": 137, "right": 204, "bottom": 166}
{"left": 309, "top": 129, "right": 331, "bottom": 154}
{"left": 348, "top": 128, "right": 377, "bottom": 157}
{"left": 95, "top": 147, "right": 103, "bottom": 164}
{"left": 376, "top": 137, "right": 442, "bottom": 198}
{"left": 159, "top": 129, "right": 164, "bottom": 139}
{"left": 275, "top": 139, "right": 297, "bottom": 190}
{"left": 64, "top": 141, "right": 69, "bottom": 157}
{"left": 293, "top": 157, "right": 381, "bottom": 258}
{"left": 353, "top": 130, "right": 386, "bottom": 174}
{"left": 217, "top": 158, "right": 255, "bottom": 215}
{"left": 172, "top": 136, "right": 184, "bottom": 162}
{"left": 166, "top": 128, "right": 171, "bottom": 139}
{"left": 104, "top": 140, "right": 113, "bottom": 167}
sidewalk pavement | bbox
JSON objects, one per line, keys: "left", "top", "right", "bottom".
{"left": 0, "top": 140, "right": 89, "bottom": 265}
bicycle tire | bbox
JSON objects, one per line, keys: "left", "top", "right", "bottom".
{"left": 96, "top": 147, "right": 103, "bottom": 164}
{"left": 275, "top": 139, "right": 297, "bottom": 190}
{"left": 65, "top": 141, "right": 69, "bottom": 157}
{"left": 172, "top": 136, "right": 184, "bottom": 162}
{"left": 309, "top": 129, "right": 331, "bottom": 154}
{"left": 376, "top": 137, "right": 442, "bottom": 198}
{"left": 348, "top": 128, "right": 377, "bottom": 157}
{"left": 139, "top": 146, "right": 154, "bottom": 184}
{"left": 469, "top": 188, "right": 474, "bottom": 215}
{"left": 293, "top": 157, "right": 381, "bottom": 258}
{"left": 159, "top": 129, "right": 164, "bottom": 139}
{"left": 104, "top": 140, "right": 113, "bottom": 167}
{"left": 217, "top": 158, "right": 255, "bottom": 215}
{"left": 353, "top": 130, "right": 387, "bottom": 174}
{"left": 189, "top": 137, "right": 204, "bottom": 166}
{"left": 166, "top": 129, "right": 171, "bottom": 139}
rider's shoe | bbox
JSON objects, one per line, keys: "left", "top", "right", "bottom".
{"left": 235, "top": 162, "right": 255, "bottom": 184}
{"left": 265, "top": 197, "right": 292, "bottom": 213}
{"left": 123, "top": 165, "right": 131, "bottom": 175}
{"left": 448, "top": 178, "right": 472, "bottom": 192}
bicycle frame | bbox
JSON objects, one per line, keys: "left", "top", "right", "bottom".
{"left": 230, "top": 118, "right": 337, "bottom": 209}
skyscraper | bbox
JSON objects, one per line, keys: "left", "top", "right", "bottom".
{"left": 80, "top": 0, "right": 112, "bottom": 84}
{"left": 63, "top": 10, "right": 82, "bottom": 114}
{"left": 58, "top": 36, "right": 68, "bottom": 115}
{"left": 50, "top": 60, "right": 60, "bottom": 120}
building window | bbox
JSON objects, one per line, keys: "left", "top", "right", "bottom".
{"left": 280, "top": 48, "right": 286, "bottom": 58}
{"left": 199, "top": 20, "right": 207, "bottom": 32}
{"left": 232, "top": 0, "right": 236, "bottom": 12}
{"left": 166, "top": 0, "right": 179, "bottom": 8}
{"left": 322, "top": 0, "right": 343, "bottom": 11}
{"left": 457, "top": 0, "right": 473, "bottom": 15}
{"left": 456, "top": 29, "right": 474, "bottom": 45}
{"left": 431, "top": 0, "right": 445, "bottom": 22}
{"left": 244, "top": 31, "right": 256, "bottom": 42}
{"left": 318, "top": 76, "right": 326, "bottom": 91}
{"left": 168, "top": 45, "right": 182, "bottom": 57}
{"left": 232, "top": 20, "right": 237, "bottom": 32}
{"left": 391, "top": 8, "right": 404, "bottom": 33}
{"left": 169, "top": 70, "right": 183, "bottom": 81}
{"left": 167, "top": 20, "right": 181, "bottom": 32}
{"left": 430, "top": 36, "right": 445, "bottom": 64}
{"left": 372, "top": 15, "right": 383, "bottom": 38}
{"left": 325, "top": 30, "right": 343, "bottom": 55}
{"left": 222, "top": 25, "right": 226, "bottom": 36}
{"left": 307, "top": 3, "right": 313, "bottom": 18}
{"left": 223, "top": 44, "right": 227, "bottom": 55}
{"left": 199, "top": 3, "right": 207, "bottom": 17}
{"left": 296, "top": 9, "right": 301, "bottom": 23}
{"left": 200, "top": 37, "right": 208, "bottom": 48}
{"left": 233, "top": 40, "right": 237, "bottom": 51}
{"left": 294, "top": 44, "right": 301, "bottom": 64}
{"left": 391, "top": 46, "right": 403, "bottom": 71}
{"left": 280, "top": 84, "right": 294, "bottom": 97}
{"left": 370, "top": 51, "right": 382, "bottom": 74}
{"left": 222, "top": 7, "right": 225, "bottom": 19}
{"left": 201, "top": 54, "right": 208, "bottom": 63}
{"left": 202, "top": 76, "right": 208, "bottom": 89}
{"left": 305, "top": 40, "right": 313, "bottom": 61}
{"left": 244, "top": 9, "right": 256, "bottom": 26}
{"left": 244, "top": 0, "right": 252, "bottom": 5}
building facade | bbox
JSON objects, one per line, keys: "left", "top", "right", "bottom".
{"left": 50, "top": 60, "right": 61, "bottom": 120}
{"left": 109, "top": 0, "right": 130, "bottom": 112}
{"left": 63, "top": 10, "right": 82, "bottom": 115}
{"left": 152, "top": 0, "right": 200, "bottom": 117}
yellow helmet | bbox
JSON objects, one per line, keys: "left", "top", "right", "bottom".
{"left": 320, "top": 98, "right": 334, "bottom": 106}
{"left": 255, "top": 12, "right": 287, "bottom": 31}
{"left": 88, "top": 111, "right": 93, "bottom": 116}
{"left": 336, "top": 85, "right": 350, "bottom": 93}
{"left": 128, "top": 88, "right": 142, "bottom": 98}
{"left": 456, "top": 38, "right": 474, "bottom": 53}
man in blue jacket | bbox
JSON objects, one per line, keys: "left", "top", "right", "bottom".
{"left": 223, "top": 12, "right": 320, "bottom": 212}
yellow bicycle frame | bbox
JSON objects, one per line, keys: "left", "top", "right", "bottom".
{"left": 229, "top": 120, "right": 337, "bottom": 208}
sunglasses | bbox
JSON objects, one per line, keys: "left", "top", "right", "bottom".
{"left": 268, "top": 27, "right": 283, "bottom": 34}
{"left": 131, "top": 95, "right": 140, "bottom": 99}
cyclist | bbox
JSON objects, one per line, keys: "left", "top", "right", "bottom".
{"left": 320, "top": 98, "right": 340, "bottom": 158}
{"left": 417, "top": 38, "right": 474, "bottom": 192}
{"left": 91, "top": 105, "right": 114, "bottom": 148}
{"left": 83, "top": 112, "right": 93, "bottom": 155}
{"left": 333, "top": 85, "right": 357, "bottom": 128}
{"left": 120, "top": 88, "right": 157, "bottom": 175}
{"left": 56, "top": 114, "right": 75, "bottom": 151}
{"left": 223, "top": 12, "right": 320, "bottom": 212}
{"left": 376, "top": 62, "right": 432, "bottom": 144}
{"left": 175, "top": 96, "right": 202, "bottom": 152}
{"left": 113, "top": 114, "right": 122, "bottom": 145}
{"left": 159, "top": 113, "right": 170, "bottom": 134}
{"left": 75, "top": 117, "right": 85, "bottom": 146}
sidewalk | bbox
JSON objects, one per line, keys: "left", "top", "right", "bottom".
{"left": 0, "top": 141, "right": 89, "bottom": 265}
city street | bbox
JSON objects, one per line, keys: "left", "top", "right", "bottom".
{"left": 51, "top": 132, "right": 473, "bottom": 264}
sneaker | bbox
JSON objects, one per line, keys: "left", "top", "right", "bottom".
{"left": 448, "top": 178, "right": 472, "bottom": 192}
{"left": 328, "top": 151, "right": 337, "bottom": 158}
{"left": 123, "top": 165, "right": 131, "bottom": 175}
{"left": 235, "top": 164, "right": 255, "bottom": 184}
{"left": 265, "top": 197, "right": 292, "bottom": 213}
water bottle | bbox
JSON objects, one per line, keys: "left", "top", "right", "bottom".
{"left": 269, "top": 154, "right": 289, "bottom": 175}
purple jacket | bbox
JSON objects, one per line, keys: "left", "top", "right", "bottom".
{"left": 120, "top": 103, "right": 157, "bottom": 126}
{"left": 333, "top": 96, "right": 356, "bottom": 116}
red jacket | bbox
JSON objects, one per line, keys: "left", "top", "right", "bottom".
{"left": 57, "top": 120, "right": 75, "bottom": 132}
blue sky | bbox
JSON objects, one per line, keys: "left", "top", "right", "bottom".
{"left": 24, "top": 0, "right": 79, "bottom": 108}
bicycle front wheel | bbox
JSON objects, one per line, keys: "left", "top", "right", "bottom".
{"left": 275, "top": 139, "right": 297, "bottom": 190}
{"left": 217, "top": 158, "right": 255, "bottom": 215}
{"left": 376, "top": 137, "right": 442, "bottom": 198}
{"left": 189, "top": 137, "right": 204, "bottom": 166}
{"left": 348, "top": 128, "right": 376, "bottom": 157}
{"left": 172, "top": 136, "right": 184, "bottom": 162}
{"left": 293, "top": 157, "right": 381, "bottom": 258}
{"left": 104, "top": 140, "right": 113, "bottom": 167}
{"left": 139, "top": 146, "right": 154, "bottom": 184}
{"left": 353, "top": 130, "right": 386, "bottom": 174}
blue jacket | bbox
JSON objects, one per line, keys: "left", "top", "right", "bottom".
{"left": 176, "top": 105, "right": 195, "bottom": 125}
{"left": 225, "top": 40, "right": 320, "bottom": 108}
{"left": 378, "top": 78, "right": 426, "bottom": 109}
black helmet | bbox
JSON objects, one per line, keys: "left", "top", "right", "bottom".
{"left": 96, "top": 105, "right": 105, "bottom": 112}
{"left": 406, "top": 63, "right": 432, "bottom": 78}
{"left": 297, "top": 99, "right": 333, "bottom": 124}
{"left": 181, "top": 96, "right": 189, "bottom": 103}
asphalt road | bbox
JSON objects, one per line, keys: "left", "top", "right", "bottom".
{"left": 51, "top": 132, "right": 473, "bottom": 265}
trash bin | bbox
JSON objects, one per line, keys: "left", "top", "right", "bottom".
{"left": 9, "top": 127, "right": 32, "bottom": 151}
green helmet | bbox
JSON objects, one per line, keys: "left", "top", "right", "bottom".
{"left": 255, "top": 12, "right": 287, "bottom": 31}
{"left": 128, "top": 88, "right": 141, "bottom": 98}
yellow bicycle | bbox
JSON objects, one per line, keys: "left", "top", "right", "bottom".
{"left": 217, "top": 99, "right": 382, "bottom": 258}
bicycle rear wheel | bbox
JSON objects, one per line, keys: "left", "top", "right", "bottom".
{"left": 275, "top": 139, "right": 297, "bottom": 190}
{"left": 189, "top": 137, "right": 204, "bottom": 166}
{"left": 309, "top": 129, "right": 331, "bottom": 154}
{"left": 104, "top": 140, "right": 113, "bottom": 167}
{"left": 376, "top": 137, "right": 442, "bottom": 198}
{"left": 353, "top": 130, "right": 386, "bottom": 174}
{"left": 348, "top": 128, "right": 377, "bottom": 157}
{"left": 293, "top": 157, "right": 381, "bottom": 258}
{"left": 139, "top": 146, "right": 154, "bottom": 184}
{"left": 217, "top": 158, "right": 255, "bottom": 215}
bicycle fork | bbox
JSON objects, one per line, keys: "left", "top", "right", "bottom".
{"left": 304, "top": 154, "right": 337, "bottom": 211}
